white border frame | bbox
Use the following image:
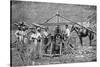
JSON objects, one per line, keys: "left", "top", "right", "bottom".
{"left": 0, "top": 0, "right": 100, "bottom": 67}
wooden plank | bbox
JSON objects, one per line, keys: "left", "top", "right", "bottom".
{"left": 38, "top": 22, "right": 73, "bottom": 26}
{"left": 60, "top": 43, "right": 62, "bottom": 56}
{"left": 32, "top": 23, "right": 45, "bottom": 28}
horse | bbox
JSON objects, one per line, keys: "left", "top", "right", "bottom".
{"left": 70, "top": 24, "right": 94, "bottom": 46}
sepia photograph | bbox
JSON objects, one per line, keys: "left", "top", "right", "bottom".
{"left": 10, "top": 0, "right": 97, "bottom": 66}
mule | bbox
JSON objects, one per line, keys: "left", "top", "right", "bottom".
{"left": 70, "top": 24, "right": 94, "bottom": 46}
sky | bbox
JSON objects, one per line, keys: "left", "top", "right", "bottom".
{"left": 11, "top": 1, "right": 96, "bottom": 27}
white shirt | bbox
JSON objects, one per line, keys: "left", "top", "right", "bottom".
{"left": 30, "top": 31, "right": 41, "bottom": 40}
{"left": 15, "top": 30, "right": 26, "bottom": 41}
{"left": 65, "top": 29, "right": 70, "bottom": 36}
{"left": 15, "top": 30, "right": 26, "bottom": 37}
{"left": 42, "top": 31, "right": 48, "bottom": 37}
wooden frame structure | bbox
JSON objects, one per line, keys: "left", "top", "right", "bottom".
{"left": 39, "top": 12, "right": 72, "bottom": 57}
{"left": 37, "top": 11, "right": 96, "bottom": 57}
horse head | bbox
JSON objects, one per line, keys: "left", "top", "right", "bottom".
{"left": 71, "top": 24, "right": 81, "bottom": 32}
{"left": 70, "top": 24, "right": 75, "bottom": 32}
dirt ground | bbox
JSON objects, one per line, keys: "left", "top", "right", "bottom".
{"left": 11, "top": 45, "right": 96, "bottom": 66}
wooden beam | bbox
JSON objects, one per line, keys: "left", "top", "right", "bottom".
{"left": 38, "top": 22, "right": 73, "bottom": 26}
{"left": 60, "top": 43, "right": 62, "bottom": 56}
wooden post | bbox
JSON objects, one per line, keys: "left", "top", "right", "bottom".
{"left": 39, "top": 39, "right": 42, "bottom": 58}
{"left": 50, "top": 40, "right": 53, "bottom": 57}
{"left": 60, "top": 42, "right": 62, "bottom": 56}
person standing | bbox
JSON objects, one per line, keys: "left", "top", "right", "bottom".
{"left": 14, "top": 21, "right": 28, "bottom": 63}
{"left": 15, "top": 22, "right": 28, "bottom": 43}
{"left": 65, "top": 24, "right": 70, "bottom": 37}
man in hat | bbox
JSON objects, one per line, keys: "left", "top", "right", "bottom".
{"left": 41, "top": 27, "right": 49, "bottom": 38}
{"left": 65, "top": 24, "right": 70, "bottom": 37}
{"left": 63, "top": 24, "right": 70, "bottom": 42}
{"left": 14, "top": 21, "right": 29, "bottom": 63}
{"left": 15, "top": 21, "right": 28, "bottom": 42}
{"left": 29, "top": 26, "right": 43, "bottom": 59}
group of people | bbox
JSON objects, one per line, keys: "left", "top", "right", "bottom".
{"left": 15, "top": 22, "right": 70, "bottom": 44}
{"left": 14, "top": 21, "right": 70, "bottom": 59}
{"left": 15, "top": 22, "right": 48, "bottom": 43}
{"left": 14, "top": 22, "right": 51, "bottom": 59}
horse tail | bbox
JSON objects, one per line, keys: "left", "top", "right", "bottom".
{"left": 87, "top": 27, "right": 94, "bottom": 40}
{"left": 90, "top": 31, "right": 94, "bottom": 40}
